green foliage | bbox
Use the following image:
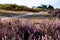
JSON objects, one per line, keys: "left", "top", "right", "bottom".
{"left": 47, "top": 5, "right": 54, "bottom": 10}
{"left": 41, "top": 4, "right": 47, "bottom": 9}
{"left": 0, "top": 4, "right": 55, "bottom": 12}
{"left": 36, "top": 4, "right": 47, "bottom": 11}
{"left": 0, "top": 4, "right": 38, "bottom": 12}
{"left": 0, "top": 4, "right": 19, "bottom": 10}
{"left": 36, "top": 4, "right": 54, "bottom": 11}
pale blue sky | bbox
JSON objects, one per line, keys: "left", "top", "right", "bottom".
{"left": 0, "top": 0, "right": 60, "bottom": 8}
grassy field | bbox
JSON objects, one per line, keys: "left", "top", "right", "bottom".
{"left": 0, "top": 9, "right": 35, "bottom": 14}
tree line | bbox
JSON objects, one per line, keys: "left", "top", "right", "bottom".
{"left": 0, "top": 4, "right": 54, "bottom": 12}
{"left": 36, "top": 4, "right": 54, "bottom": 11}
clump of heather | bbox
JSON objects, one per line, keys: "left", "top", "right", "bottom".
{"left": 0, "top": 17, "right": 60, "bottom": 40}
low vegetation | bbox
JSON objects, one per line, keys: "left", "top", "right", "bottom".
{"left": 0, "top": 18, "right": 60, "bottom": 40}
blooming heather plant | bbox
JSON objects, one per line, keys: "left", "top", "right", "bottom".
{"left": 0, "top": 17, "right": 60, "bottom": 40}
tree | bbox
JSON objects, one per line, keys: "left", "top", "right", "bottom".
{"left": 48, "top": 5, "right": 54, "bottom": 10}
{"left": 41, "top": 4, "right": 47, "bottom": 10}
{"left": 36, "top": 4, "right": 47, "bottom": 11}
{"left": 32, "top": 6, "right": 36, "bottom": 9}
